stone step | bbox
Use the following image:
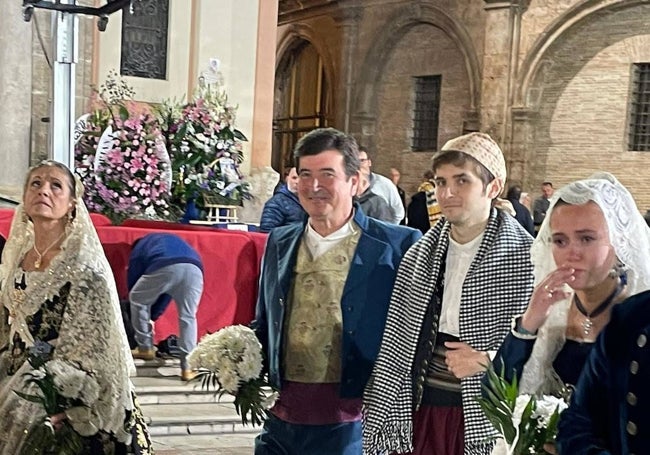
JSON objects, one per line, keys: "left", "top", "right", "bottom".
{"left": 141, "top": 402, "right": 260, "bottom": 436}
{"left": 132, "top": 356, "right": 184, "bottom": 378}
{"left": 133, "top": 375, "right": 221, "bottom": 405}
{"left": 153, "top": 433, "right": 255, "bottom": 455}
{"left": 132, "top": 369, "right": 262, "bottom": 437}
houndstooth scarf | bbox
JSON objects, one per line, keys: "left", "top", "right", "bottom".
{"left": 363, "top": 208, "right": 534, "bottom": 455}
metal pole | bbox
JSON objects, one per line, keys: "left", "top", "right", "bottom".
{"left": 51, "top": 0, "right": 78, "bottom": 168}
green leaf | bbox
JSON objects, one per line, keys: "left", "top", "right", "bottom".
{"left": 118, "top": 104, "right": 130, "bottom": 122}
{"left": 13, "top": 390, "right": 44, "bottom": 405}
{"left": 233, "top": 129, "right": 248, "bottom": 141}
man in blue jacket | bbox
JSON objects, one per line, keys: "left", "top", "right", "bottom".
{"left": 128, "top": 233, "right": 204, "bottom": 381}
{"left": 251, "top": 127, "right": 421, "bottom": 454}
{"left": 259, "top": 167, "right": 306, "bottom": 232}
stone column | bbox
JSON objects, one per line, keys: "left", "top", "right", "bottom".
{"left": 333, "top": 6, "right": 363, "bottom": 133}
{"left": 481, "top": 0, "right": 529, "bottom": 147}
{"left": 0, "top": 3, "right": 32, "bottom": 196}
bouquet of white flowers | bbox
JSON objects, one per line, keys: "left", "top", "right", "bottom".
{"left": 188, "top": 325, "right": 277, "bottom": 426}
{"left": 15, "top": 341, "right": 100, "bottom": 455}
{"left": 477, "top": 364, "right": 569, "bottom": 455}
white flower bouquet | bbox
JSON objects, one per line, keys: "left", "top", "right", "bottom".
{"left": 188, "top": 324, "right": 277, "bottom": 426}
{"left": 15, "top": 342, "right": 100, "bottom": 455}
{"left": 477, "top": 364, "right": 569, "bottom": 455}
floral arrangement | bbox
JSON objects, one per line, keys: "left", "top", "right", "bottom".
{"left": 157, "top": 81, "right": 251, "bottom": 214}
{"left": 187, "top": 325, "right": 277, "bottom": 426}
{"left": 75, "top": 71, "right": 172, "bottom": 224}
{"left": 477, "top": 364, "right": 569, "bottom": 454}
{"left": 14, "top": 341, "right": 100, "bottom": 455}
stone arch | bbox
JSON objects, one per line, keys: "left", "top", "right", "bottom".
{"left": 516, "top": 0, "right": 649, "bottom": 107}
{"left": 511, "top": 0, "right": 650, "bottom": 205}
{"left": 276, "top": 23, "right": 336, "bottom": 96}
{"left": 272, "top": 25, "right": 336, "bottom": 172}
{"left": 354, "top": 4, "right": 481, "bottom": 117}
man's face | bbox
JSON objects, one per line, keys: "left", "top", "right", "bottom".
{"left": 390, "top": 168, "right": 400, "bottom": 185}
{"left": 297, "top": 150, "right": 359, "bottom": 227}
{"left": 358, "top": 151, "right": 372, "bottom": 176}
{"left": 286, "top": 167, "right": 299, "bottom": 193}
{"left": 433, "top": 162, "right": 500, "bottom": 228}
{"left": 542, "top": 184, "right": 554, "bottom": 199}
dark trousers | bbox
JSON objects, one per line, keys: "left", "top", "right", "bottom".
{"left": 254, "top": 413, "right": 362, "bottom": 455}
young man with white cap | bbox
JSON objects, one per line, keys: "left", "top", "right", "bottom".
{"left": 363, "top": 132, "right": 535, "bottom": 455}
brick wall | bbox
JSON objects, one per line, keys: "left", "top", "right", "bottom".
{"left": 527, "top": 5, "right": 650, "bottom": 210}
{"left": 371, "top": 23, "right": 471, "bottom": 197}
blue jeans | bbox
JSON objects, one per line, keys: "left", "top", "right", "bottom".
{"left": 254, "top": 413, "right": 362, "bottom": 455}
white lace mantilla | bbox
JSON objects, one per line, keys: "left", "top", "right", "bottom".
{"left": 521, "top": 172, "right": 650, "bottom": 395}
{"left": 0, "top": 196, "right": 136, "bottom": 451}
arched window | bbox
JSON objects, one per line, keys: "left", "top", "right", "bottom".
{"left": 273, "top": 40, "right": 329, "bottom": 173}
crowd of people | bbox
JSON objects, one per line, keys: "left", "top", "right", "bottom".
{"left": 2, "top": 127, "right": 649, "bottom": 454}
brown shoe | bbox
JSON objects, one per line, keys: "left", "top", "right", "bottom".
{"left": 131, "top": 347, "right": 155, "bottom": 361}
{"left": 181, "top": 369, "right": 198, "bottom": 382}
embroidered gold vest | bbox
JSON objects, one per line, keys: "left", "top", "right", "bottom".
{"left": 283, "top": 230, "right": 360, "bottom": 383}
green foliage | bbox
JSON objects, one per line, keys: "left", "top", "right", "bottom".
{"left": 476, "top": 363, "right": 566, "bottom": 454}
{"left": 193, "top": 371, "right": 276, "bottom": 427}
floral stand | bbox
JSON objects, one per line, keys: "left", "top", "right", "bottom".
{"left": 189, "top": 194, "right": 239, "bottom": 224}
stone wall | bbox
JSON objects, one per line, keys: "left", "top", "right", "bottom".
{"left": 277, "top": 0, "right": 650, "bottom": 210}
{"left": 524, "top": 4, "right": 650, "bottom": 209}
{"left": 372, "top": 23, "right": 472, "bottom": 196}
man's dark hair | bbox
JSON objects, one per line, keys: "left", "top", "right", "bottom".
{"left": 507, "top": 185, "right": 522, "bottom": 201}
{"left": 542, "top": 181, "right": 553, "bottom": 188}
{"left": 294, "top": 127, "right": 360, "bottom": 178}
{"left": 431, "top": 150, "right": 495, "bottom": 189}
{"left": 358, "top": 146, "right": 371, "bottom": 160}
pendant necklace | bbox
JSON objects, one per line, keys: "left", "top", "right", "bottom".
{"left": 32, "top": 231, "right": 66, "bottom": 269}
{"left": 574, "top": 281, "right": 623, "bottom": 336}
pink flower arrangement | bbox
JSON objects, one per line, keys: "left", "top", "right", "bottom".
{"left": 75, "top": 108, "right": 172, "bottom": 224}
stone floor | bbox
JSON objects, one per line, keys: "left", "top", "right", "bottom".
{"left": 153, "top": 433, "right": 255, "bottom": 454}
{"left": 133, "top": 361, "right": 257, "bottom": 454}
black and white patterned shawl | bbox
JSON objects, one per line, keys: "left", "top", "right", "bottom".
{"left": 363, "top": 208, "right": 534, "bottom": 455}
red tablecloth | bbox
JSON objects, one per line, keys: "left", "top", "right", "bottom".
{"left": 0, "top": 209, "right": 267, "bottom": 343}
{"left": 97, "top": 225, "right": 265, "bottom": 343}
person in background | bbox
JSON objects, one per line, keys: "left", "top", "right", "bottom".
{"left": 556, "top": 289, "right": 650, "bottom": 454}
{"left": 358, "top": 146, "right": 405, "bottom": 224}
{"left": 260, "top": 166, "right": 306, "bottom": 232}
{"left": 0, "top": 160, "right": 152, "bottom": 453}
{"left": 533, "top": 181, "right": 554, "bottom": 234}
{"left": 492, "top": 173, "right": 650, "bottom": 396}
{"left": 364, "top": 132, "right": 534, "bottom": 455}
{"left": 356, "top": 172, "right": 394, "bottom": 222}
{"left": 128, "top": 233, "right": 204, "bottom": 381}
{"left": 506, "top": 184, "right": 535, "bottom": 236}
{"left": 407, "top": 170, "right": 442, "bottom": 235}
{"left": 390, "top": 167, "right": 407, "bottom": 224}
{"left": 252, "top": 127, "right": 421, "bottom": 454}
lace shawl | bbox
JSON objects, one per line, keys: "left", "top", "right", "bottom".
{"left": 519, "top": 172, "right": 650, "bottom": 394}
{"left": 0, "top": 195, "right": 136, "bottom": 443}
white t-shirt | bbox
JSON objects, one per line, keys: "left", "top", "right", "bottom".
{"left": 439, "top": 233, "right": 484, "bottom": 336}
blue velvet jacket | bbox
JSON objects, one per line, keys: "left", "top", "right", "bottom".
{"left": 251, "top": 206, "right": 421, "bottom": 398}
{"left": 557, "top": 290, "right": 650, "bottom": 454}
